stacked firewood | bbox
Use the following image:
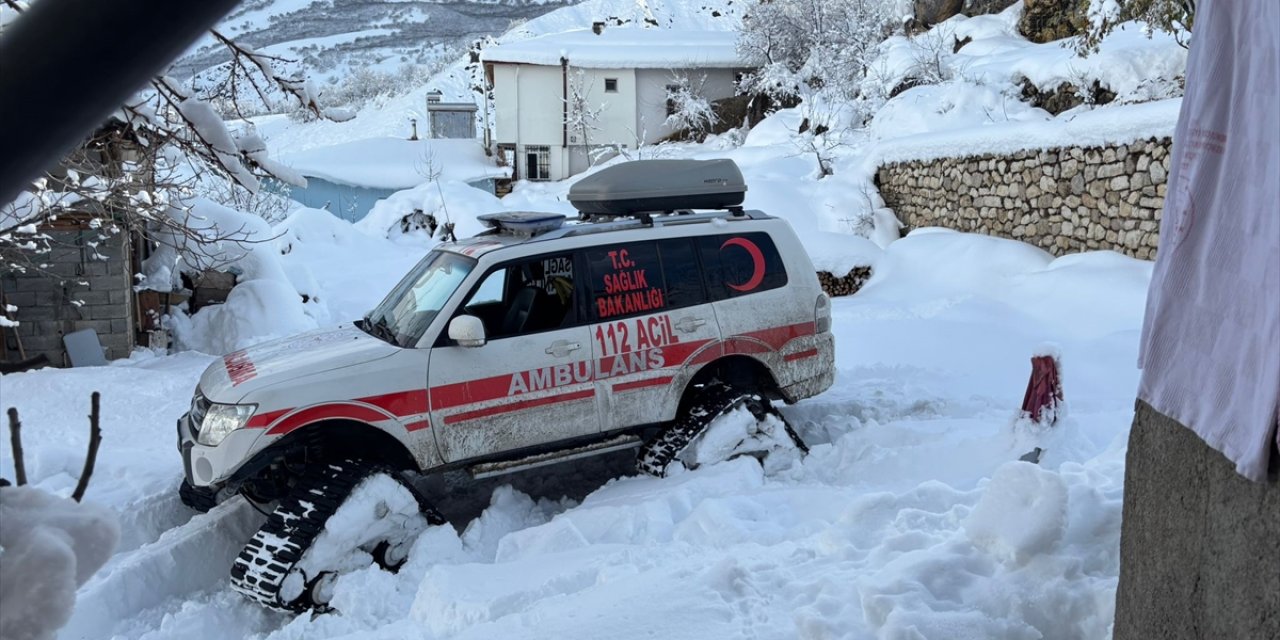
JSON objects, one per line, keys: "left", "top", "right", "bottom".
{"left": 816, "top": 267, "right": 873, "bottom": 297}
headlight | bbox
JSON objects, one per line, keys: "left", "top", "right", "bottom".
{"left": 197, "top": 403, "right": 257, "bottom": 446}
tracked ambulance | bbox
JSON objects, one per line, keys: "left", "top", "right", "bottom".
{"left": 175, "top": 159, "right": 836, "bottom": 611}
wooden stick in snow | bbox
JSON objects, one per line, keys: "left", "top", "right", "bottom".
{"left": 6, "top": 407, "right": 26, "bottom": 486}
{"left": 71, "top": 392, "right": 102, "bottom": 502}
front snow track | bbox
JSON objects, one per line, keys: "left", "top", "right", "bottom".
{"left": 230, "top": 459, "right": 443, "bottom": 613}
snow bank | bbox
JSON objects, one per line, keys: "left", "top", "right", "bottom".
{"left": 859, "top": 228, "right": 1151, "bottom": 340}
{"left": 869, "top": 81, "right": 1052, "bottom": 140}
{"left": 868, "top": 97, "right": 1180, "bottom": 166}
{"left": 0, "top": 487, "right": 119, "bottom": 640}
{"left": 964, "top": 461, "right": 1069, "bottom": 564}
{"left": 154, "top": 196, "right": 432, "bottom": 355}
{"left": 859, "top": 7, "right": 1183, "bottom": 164}
{"left": 276, "top": 138, "right": 509, "bottom": 190}
{"left": 357, "top": 179, "right": 504, "bottom": 242}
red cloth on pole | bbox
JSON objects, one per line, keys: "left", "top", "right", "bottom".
{"left": 1021, "top": 355, "right": 1063, "bottom": 426}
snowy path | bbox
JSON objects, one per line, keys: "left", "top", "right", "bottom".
{"left": 0, "top": 231, "right": 1149, "bottom": 639}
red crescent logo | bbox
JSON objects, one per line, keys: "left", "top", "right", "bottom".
{"left": 721, "top": 237, "right": 766, "bottom": 292}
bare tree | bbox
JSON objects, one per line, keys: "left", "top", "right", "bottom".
{"left": 563, "top": 68, "right": 606, "bottom": 169}
{"left": 664, "top": 73, "right": 719, "bottom": 142}
{"left": 1079, "top": 0, "right": 1196, "bottom": 53}
{"left": 738, "top": 0, "right": 897, "bottom": 103}
{"left": 0, "top": 3, "right": 353, "bottom": 310}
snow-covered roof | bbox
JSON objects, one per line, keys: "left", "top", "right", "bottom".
{"left": 276, "top": 137, "right": 510, "bottom": 190}
{"left": 481, "top": 28, "right": 745, "bottom": 69}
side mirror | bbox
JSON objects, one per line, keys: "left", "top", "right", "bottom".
{"left": 448, "top": 315, "right": 486, "bottom": 347}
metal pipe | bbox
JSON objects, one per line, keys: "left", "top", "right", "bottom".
{"left": 0, "top": 0, "right": 242, "bottom": 206}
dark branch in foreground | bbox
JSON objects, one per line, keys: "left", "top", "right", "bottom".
{"left": 7, "top": 407, "right": 27, "bottom": 486}
{"left": 71, "top": 392, "right": 103, "bottom": 502}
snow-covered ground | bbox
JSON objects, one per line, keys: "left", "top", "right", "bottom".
{"left": 1, "top": 220, "right": 1149, "bottom": 638}
{"left": 0, "top": 1, "right": 1186, "bottom": 637}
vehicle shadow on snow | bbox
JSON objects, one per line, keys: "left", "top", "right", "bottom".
{"left": 411, "top": 449, "right": 640, "bottom": 529}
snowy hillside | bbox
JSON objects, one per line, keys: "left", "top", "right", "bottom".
{"left": 237, "top": 0, "right": 745, "bottom": 155}
{"left": 173, "top": 0, "right": 578, "bottom": 82}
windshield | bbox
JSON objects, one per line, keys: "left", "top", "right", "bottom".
{"left": 363, "top": 250, "right": 475, "bottom": 347}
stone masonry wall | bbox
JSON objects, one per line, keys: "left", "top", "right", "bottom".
{"left": 876, "top": 138, "right": 1172, "bottom": 259}
{"left": 2, "top": 226, "right": 135, "bottom": 365}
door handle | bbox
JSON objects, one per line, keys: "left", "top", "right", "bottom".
{"left": 545, "top": 340, "right": 581, "bottom": 357}
{"left": 674, "top": 316, "right": 706, "bottom": 333}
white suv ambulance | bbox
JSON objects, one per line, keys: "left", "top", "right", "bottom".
{"left": 176, "top": 159, "right": 835, "bottom": 611}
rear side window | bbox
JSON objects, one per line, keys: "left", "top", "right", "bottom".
{"left": 586, "top": 242, "right": 667, "bottom": 320}
{"left": 697, "top": 232, "right": 788, "bottom": 301}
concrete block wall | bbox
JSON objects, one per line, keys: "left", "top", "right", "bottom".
{"left": 876, "top": 138, "right": 1172, "bottom": 259}
{"left": 2, "top": 226, "right": 135, "bottom": 365}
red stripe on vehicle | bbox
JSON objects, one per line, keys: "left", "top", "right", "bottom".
{"left": 741, "top": 321, "right": 816, "bottom": 350}
{"left": 784, "top": 348, "right": 819, "bottom": 362}
{"left": 404, "top": 419, "right": 431, "bottom": 432}
{"left": 361, "top": 389, "right": 428, "bottom": 416}
{"left": 266, "top": 403, "right": 392, "bottom": 436}
{"left": 722, "top": 337, "right": 772, "bottom": 356}
{"left": 443, "top": 389, "right": 594, "bottom": 425}
{"left": 430, "top": 375, "right": 515, "bottom": 411}
{"left": 246, "top": 408, "right": 292, "bottom": 429}
{"left": 613, "top": 376, "right": 674, "bottom": 393}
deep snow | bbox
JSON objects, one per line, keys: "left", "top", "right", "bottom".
{"left": 0, "top": 225, "right": 1149, "bottom": 639}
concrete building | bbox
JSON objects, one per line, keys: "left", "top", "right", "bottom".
{"left": 481, "top": 28, "right": 749, "bottom": 181}
{"left": 425, "top": 90, "right": 479, "bottom": 139}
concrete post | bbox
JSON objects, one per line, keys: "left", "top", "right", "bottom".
{"left": 1113, "top": 400, "right": 1280, "bottom": 639}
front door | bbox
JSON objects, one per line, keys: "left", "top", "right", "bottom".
{"left": 427, "top": 251, "right": 599, "bottom": 463}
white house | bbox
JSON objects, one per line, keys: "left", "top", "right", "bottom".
{"left": 481, "top": 28, "right": 749, "bottom": 182}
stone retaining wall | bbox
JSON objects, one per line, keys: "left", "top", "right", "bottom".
{"left": 876, "top": 138, "right": 1172, "bottom": 259}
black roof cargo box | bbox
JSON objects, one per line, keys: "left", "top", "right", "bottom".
{"left": 568, "top": 159, "right": 746, "bottom": 215}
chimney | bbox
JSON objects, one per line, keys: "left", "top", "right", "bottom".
{"left": 592, "top": 21, "right": 605, "bottom": 35}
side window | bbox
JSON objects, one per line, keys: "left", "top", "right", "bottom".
{"left": 656, "top": 238, "right": 707, "bottom": 309}
{"left": 470, "top": 269, "right": 505, "bottom": 305}
{"left": 697, "top": 232, "right": 788, "bottom": 301}
{"left": 586, "top": 242, "right": 667, "bottom": 321}
{"left": 457, "top": 252, "right": 579, "bottom": 341}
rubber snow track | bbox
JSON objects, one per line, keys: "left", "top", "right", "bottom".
{"left": 637, "top": 384, "right": 807, "bottom": 477}
{"left": 230, "top": 460, "right": 444, "bottom": 612}
{"left": 231, "top": 460, "right": 370, "bottom": 612}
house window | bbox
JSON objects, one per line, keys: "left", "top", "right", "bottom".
{"left": 604, "top": 78, "right": 618, "bottom": 93}
{"left": 524, "top": 145, "right": 551, "bottom": 181}
{"left": 665, "top": 84, "right": 681, "bottom": 116}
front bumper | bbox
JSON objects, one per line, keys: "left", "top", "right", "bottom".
{"left": 177, "top": 412, "right": 266, "bottom": 488}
